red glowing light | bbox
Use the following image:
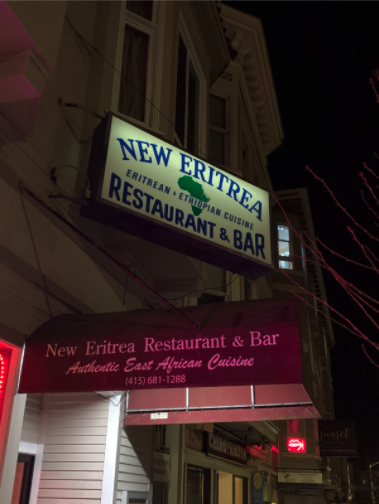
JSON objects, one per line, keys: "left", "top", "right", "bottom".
{"left": 0, "top": 348, "right": 11, "bottom": 425}
{"left": 287, "top": 437, "right": 306, "bottom": 452}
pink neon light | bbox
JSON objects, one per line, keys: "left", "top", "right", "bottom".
{"left": 287, "top": 437, "right": 306, "bottom": 452}
{"left": 0, "top": 353, "right": 5, "bottom": 423}
{"left": 0, "top": 348, "right": 11, "bottom": 424}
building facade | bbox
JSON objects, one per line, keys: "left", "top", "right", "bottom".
{"left": 0, "top": 2, "right": 343, "bottom": 504}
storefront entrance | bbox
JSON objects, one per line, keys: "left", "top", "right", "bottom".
{"left": 217, "top": 472, "right": 247, "bottom": 504}
{"left": 186, "top": 465, "right": 211, "bottom": 504}
{"left": 185, "top": 465, "right": 248, "bottom": 504}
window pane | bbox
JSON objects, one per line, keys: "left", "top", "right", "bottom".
{"left": 186, "top": 467, "right": 204, "bottom": 504}
{"left": 210, "top": 95, "right": 226, "bottom": 128}
{"left": 209, "top": 129, "right": 225, "bottom": 165}
{"left": 279, "top": 260, "right": 293, "bottom": 270}
{"left": 187, "top": 63, "right": 199, "bottom": 154}
{"left": 175, "top": 35, "right": 187, "bottom": 145}
{"left": 278, "top": 240, "right": 290, "bottom": 257}
{"left": 126, "top": 0, "right": 153, "bottom": 20}
{"left": 278, "top": 225, "right": 290, "bottom": 241}
{"left": 289, "top": 419, "right": 301, "bottom": 433}
{"left": 119, "top": 25, "right": 149, "bottom": 122}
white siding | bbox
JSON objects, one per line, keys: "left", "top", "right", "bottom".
{"left": 37, "top": 393, "right": 109, "bottom": 504}
{"left": 20, "top": 394, "right": 43, "bottom": 446}
{"left": 116, "top": 425, "right": 154, "bottom": 504}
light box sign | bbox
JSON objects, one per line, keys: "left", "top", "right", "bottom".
{"left": 287, "top": 438, "right": 306, "bottom": 452}
{"left": 82, "top": 114, "right": 273, "bottom": 280}
{"left": 207, "top": 431, "right": 247, "bottom": 466}
{"left": 18, "top": 298, "right": 302, "bottom": 394}
{"left": 318, "top": 420, "right": 358, "bottom": 457}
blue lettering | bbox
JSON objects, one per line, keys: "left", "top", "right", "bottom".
{"left": 184, "top": 214, "right": 197, "bottom": 232}
{"left": 136, "top": 140, "right": 152, "bottom": 163}
{"left": 151, "top": 144, "right": 172, "bottom": 167}
{"left": 109, "top": 173, "right": 121, "bottom": 201}
{"left": 144, "top": 193, "right": 154, "bottom": 213}
{"left": 255, "top": 234, "right": 265, "bottom": 259}
{"left": 164, "top": 205, "right": 174, "bottom": 222}
{"left": 249, "top": 200, "right": 263, "bottom": 221}
{"left": 117, "top": 138, "right": 137, "bottom": 161}
{"left": 175, "top": 209, "right": 185, "bottom": 226}
{"left": 207, "top": 166, "right": 215, "bottom": 187}
{"left": 151, "top": 198, "right": 164, "bottom": 219}
{"left": 244, "top": 232, "right": 255, "bottom": 255}
{"left": 194, "top": 159, "right": 207, "bottom": 182}
{"left": 227, "top": 180, "right": 240, "bottom": 201}
{"left": 180, "top": 153, "right": 192, "bottom": 175}
{"left": 133, "top": 189, "right": 144, "bottom": 209}
{"left": 197, "top": 218, "right": 207, "bottom": 236}
{"left": 122, "top": 181, "right": 133, "bottom": 206}
{"left": 208, "top": 222, "right": 216, "bottom": 238}
{"left": 240, "top": 188, "right": 252, "bottom": 208}
{"left": 234, "top": 230, "right": 243, "bottom": 250}
{"left": 215, "top": 171, "right": 229, "bottom": 192}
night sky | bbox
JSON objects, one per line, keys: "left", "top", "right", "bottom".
{"left": 226, "top": 1, "right": 379, "bottom": 467}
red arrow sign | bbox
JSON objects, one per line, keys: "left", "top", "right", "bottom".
{"left": 288, "top": 438, "right": 306, "bottom": 452}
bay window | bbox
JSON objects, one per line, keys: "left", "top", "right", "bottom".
{"left": 175, "top": 33, "right": 200, "bottom": 154}
{"left": 117, "top": 1, "right": 159, "bottom": 125}
{"left": 119, "top": 24, "right": 149, "bottom": 121}
{"left": 209, "top": 94, "right": 229, "bottom": 166}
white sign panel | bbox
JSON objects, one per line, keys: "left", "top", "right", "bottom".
{"left": 153, "top": 451, "right": 170, "bottom": 483}
{"left": 97, "top": 115, "right": 272, "bottom": 269}
{"left": 278, "top": 472, "right": 323, "bottom": 484}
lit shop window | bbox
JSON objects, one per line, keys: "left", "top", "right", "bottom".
{"left": 278, "top": 224, "right": 293, "bottom": 270}
{"left": 209, "top": 94, "right": 228, "bottom": 166}
{"left": 175, "top": 34, "right": 200, "bottom": 154}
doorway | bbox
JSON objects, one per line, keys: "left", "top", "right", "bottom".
{"left": 217, "top": 472, "right": 248, "bottom": 504}
{"left": 186, "top": 465, "right": 211, "bottom": 504}
{"left": 11, "top": 454, "right": 34, "bottom": 504}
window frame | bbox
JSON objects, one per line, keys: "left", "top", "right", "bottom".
{"left": 277, "top": 223, "right": 293, "bottom": 270}
{"left": 208, "top": 92, "right": 230, "bottom": 168}
{"left": 112, "top": 2, "right": 164, "bottom": 130}
{"left": 173, "top": 12, "right": 207, "bottom": 157}
{"left": 288, "top": 419, "right": 302, "bottom": 435}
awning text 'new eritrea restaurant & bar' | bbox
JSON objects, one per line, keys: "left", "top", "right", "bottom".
{"left": 0, "top": 2, "right": 346, "bottom": 504}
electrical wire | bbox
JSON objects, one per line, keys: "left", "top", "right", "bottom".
{"left": 19, "top": 185, "right": 53, "bottom": 319}
{"left": 19, "top": 181, "right": 200, "bottom": 331}
{"left": 64, "top": 15, "right": 209, "bottom": 160}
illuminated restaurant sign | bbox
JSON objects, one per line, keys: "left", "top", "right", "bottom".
{"left": 83, "top": 114, "right": 273, "bottom": 280}
{"left": 287, "top": 438, "right": 306, "bottom": 452}
{"left": 18, "top": 298, "right": 302, "bottom": 394}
